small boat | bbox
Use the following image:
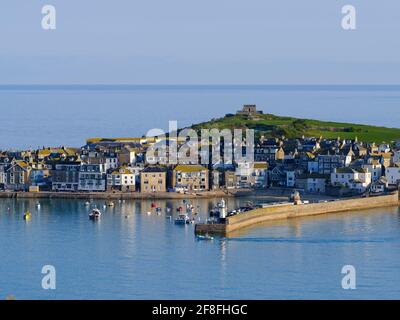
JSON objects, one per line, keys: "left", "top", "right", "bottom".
{"left": 151, "top": 202, "right": 157, "bottom": 208}
{"left": 23, "top": 211, "right": 32, "bottom": 221}
{"left": 196, "top": 234, "right": 214, "bottom": 241}
{"left": 89, "top": 209, "right": 102, "bottom": 220}
{"left": 174, "top": 213, "right": 190, "bottom": 225}
{"left": 156, "top": 207, "right": 162, "bottom": 215}
{"left": 217, "top": 198, "right": 226, "bottom": 209}
{"left": 106, "top": 201, "right": 115, "bottom": 207}
{"left": 85, "top": 201, "right": 90, "bottom": 206}
{"left": 36, "top": 202, "right": 41, "bottom": 208}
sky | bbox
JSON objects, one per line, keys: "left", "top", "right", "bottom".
{"left": 0, "top": 0, "right": 400, "bottom": 84}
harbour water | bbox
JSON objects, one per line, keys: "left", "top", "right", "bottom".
{"left": 1, "top": 197, "right": 400, "bottom": 300}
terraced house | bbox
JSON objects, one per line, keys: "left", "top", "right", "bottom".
{"left": 78, "top": 164, "right": 107, "bottom": 192}
{"left": 51, "top": 160, "right": 81, "bottom": 192}
{"left": 107, "top": 166, "right": 136, "bottom": 192}
{"left": 331, "top": 167, "right": 372, "bottom": 193}
{"left": 140, "top": 166, "right": 167, "bottom": 193}
{"left": 172, "top": 165, "right": 209, "bottom": 192}
{"left": 5, "top": 159, "right": 32, "bottom": 191}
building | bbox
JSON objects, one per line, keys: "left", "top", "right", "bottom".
{"left": 140, "top": 166, "right": 167, "bottom": 193}
{"left": 107, "top": 166, "right": 136, "bottom": 192}
{"left": 78, "top": 164, "right": 106, "bottom": 192}
{"left": 362, "top": 159, "right": 383, "bottom": 182}
{"left": 5, "top": 160, "right": 32, "bottom": 191}
{"left": 370, "top": 176, "right": 388, "bottom": 193}
{"left": 393, "top": 150, "right": 400, "bottom": 165}
{"left": 172, "top": 165, "right": 209, "bottom": 191}
{"left": 286, "top": 171, "right": 296, "bottom": 188}
{"left": 236, "top": 104, "right": 263, "bottom": 116}
{"left": 296, "top": 173, "right": 328, "bottom": 193}
{"left": 235, "top": 161, "right": 254, "bottom": 188}
{"left": 317, "top": 153, "right": 352, "bottom": 175}
{"left": 255, "top": 144, "right": 284, "bottom": 163}
{"left": 385, "top": 165, "right": 400, "bottom": 186}
{"left": 331, "top": 167, "right": 371, "bottom": 193}
{"left": 29, "top": 163, "right": 51, "bottom": 191}
{"left": 253, "top": 162, "right": 268, "bottom": 188}
{"left": 51, "top": 162, "right": 81, "bottom": 192}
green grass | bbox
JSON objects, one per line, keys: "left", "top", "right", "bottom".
{"left": 189, "top": 113, "right": 400, "bottom": 143}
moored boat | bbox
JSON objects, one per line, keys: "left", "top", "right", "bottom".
{"left": 89, "top": 209, "right": 102, "bottom": 220}
{"left": 106, "top": 201, "right": 115, "bottom": 207}
{"left": 196, "top": 234, "right": 214, "bottom": 241}
{"left": 174, "top": 213, "right": 190, "bottom": 225}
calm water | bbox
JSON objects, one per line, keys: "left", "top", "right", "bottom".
{"left": 1, "top": 198, "right": 400, "bottom": 300}
{"left": 0, "top": 85, "right": 399, "bottom": 149}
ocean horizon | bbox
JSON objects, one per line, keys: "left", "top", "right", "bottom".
{"left": 0, "top": 84, "right": 399, "bottom": 150}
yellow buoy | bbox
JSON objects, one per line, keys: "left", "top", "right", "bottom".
{"left": 23, "top": 211, "right": 32, "bottom": 221}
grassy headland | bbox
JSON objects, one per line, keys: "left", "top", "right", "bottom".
{"left": 189, "top": 113, "right": 400, "bottom": 143}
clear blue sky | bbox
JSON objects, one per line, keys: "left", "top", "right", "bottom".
{"left": 1, "top": 0, "right": 399, "bottom": 84}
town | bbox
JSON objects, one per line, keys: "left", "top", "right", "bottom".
{"left": 0, "top": 105, "right": 399, "bottom": 198}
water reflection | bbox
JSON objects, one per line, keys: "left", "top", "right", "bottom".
{"left": 0, "top": 198, "right": 400, "bottom": 299}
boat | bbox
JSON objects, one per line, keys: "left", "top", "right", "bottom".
{"left": 217, "top": 198, "right": 226, "bottom": 209}
{"left": 196, "top": 234, "right": 214, "bottom": 241}
{"left": 174, "top": 213, "right": 190, "bottom": 225}
{"left": 36, "top": 202, "right": 41, "bottom": 209}
{"left": 85, "top": 201, "right": 90, "bottom": 206}
{"left": 106, "top": 201, "right": 115, "bottom": 207}
{"left": 23, "top": 211, "right": 32, "bottom": 221}
{"left": 89, "top": 209, "right": 102, "bottom": 220}
{"left": 156, "top": 207, "right": 162, "bottom": 215}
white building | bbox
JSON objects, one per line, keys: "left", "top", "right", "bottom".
{"left": 362, "top": 159, "right": 383, "bottom": 182}
{"left": 78, "top": 164, "right": 106, "bottom": 192}
{"left": 331, "top": 167, "right": 371, "bottom": 193}
{"left": 252, "top": 162, "right": 268, "bottom": 188}
{"left": 235, "top": 161, "right": 254, "bottom": 188}
{"left": 385, "top": 166, "right": 400, "bottom": 186}
{"left": 107, "top": 166, "right": 136, "bottom": 192}
{"left": 378, "top": 143, "right": 391, "bottom": 153}
{"left": 296, "top": 174, "right": 328, "bottom": 193}
{"left": 286, "top": 171, "right": 296, "bottom": 187}
{"left": 105, "top": 155, "right": 119, "bottom": 171}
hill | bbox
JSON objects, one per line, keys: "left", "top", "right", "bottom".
{"left": 189, "top": 113, "right": 400, "bottom": 143}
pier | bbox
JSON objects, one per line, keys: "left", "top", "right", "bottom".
{"left": 195, "top": 192, "right": 400, "bottom": 236}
